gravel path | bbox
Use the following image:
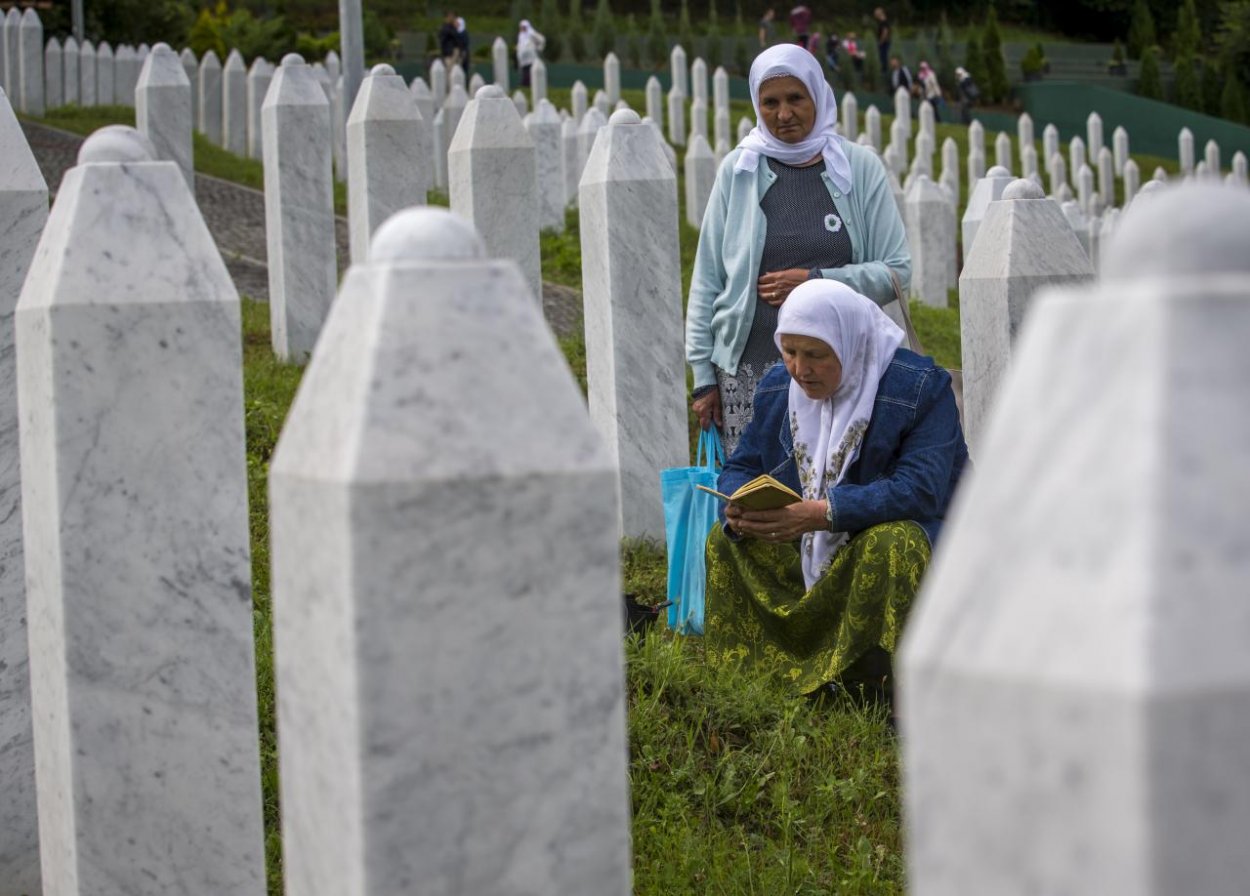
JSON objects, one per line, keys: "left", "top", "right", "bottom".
{"left": 19, "top": 119, "right": 583, "bottom": 339}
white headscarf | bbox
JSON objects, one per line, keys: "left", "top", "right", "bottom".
{"left": 735, "top": 43, "right": 853, "bottom": 194}
{"left": 775, "top": 280, "right": 904, "bottom": 588}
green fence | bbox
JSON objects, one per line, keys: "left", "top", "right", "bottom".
{"left": 1016, "top": 81, "right": 1250, "bottom": 162}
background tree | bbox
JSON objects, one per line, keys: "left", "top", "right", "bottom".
{"left": 510, "top": 0, "right": 535, "bottom": 28}
{"left": 982, "top": 6, "right": 1010, "bottom": 103}
{"left": 679, "top": 0, "right": 696, "bottom": 55}
{"left": 89, "top": 0, "right": 194, "bottom": 48}
{"left": 705, "top": 0, "right": 722, "bottom": 66}
{"left": 964, "top": 31, "right": 988, "bottom": 92}
{"left": 1221, "top": 70, "right": 1248, "bottom": 122}
{"left": 624, "top": 13, "right": 643, "bottom": 67}
{"left": 1127, "top": 0, "right": 1157, "bottom": 60}
{"left": 1201, "top": 59, "right": 1222, "bottom": 112}
{"left": 936, "top": 12, "right": 958, "bottom": 95}
{"left": 1175, "top": 0, "right": 1203, "bottom": 57}
{"left": 863, "top": 36, "right": 882, "bottom": 91}
{"left": 567, "top": 0, "right": 587, "bottom": 62}
{"left": 539, "top": 0, "right": 564, "bottom": 62}
{"left": 646, "top": 0, "right": 667, "bottom": 67}
{"left": 1137, "top": 43, "right": 1163, "bottom": 98}
{"left": 592, "top": 0, "right": 615, "bottom": 60}
{"left": 1216, "top": 0, "right": 1250, "bottom": 103}
{"left": 1172, "top": 53, "right": 1203, "bottom": 108}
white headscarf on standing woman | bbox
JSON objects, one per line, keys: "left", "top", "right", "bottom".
{"left": 775, "top": 280, "right": 904, "bottom": 589}
{"left": 734, "top": 43, "right": 854, "bottom": 194}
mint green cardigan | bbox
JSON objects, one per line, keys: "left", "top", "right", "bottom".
{"left": 684, "top": 140, "right": 912, "bottom": 390}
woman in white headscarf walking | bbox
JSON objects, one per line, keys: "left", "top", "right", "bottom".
{"left": 686, "top": 43, "right": 911, "bottom": 453}
{"left": 705, "top": 280, "right": 968, "bottom": 698}
{"left": 516, "top": 19, "right": 546, "bottom": 87}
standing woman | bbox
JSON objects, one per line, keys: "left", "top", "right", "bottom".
{"left": 516, "top": 20, "right": 546, "bottom": 87}
{"left": 686, "top": 43, "right": 910, "bottom": 453}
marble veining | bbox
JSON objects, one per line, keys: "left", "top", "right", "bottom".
{"left": 270, "top": 209, "right": 630, "bottom": 895}
{"left": 579, "top": 112, "right": 688, "bottom": 540}
{"left": 960, "top": 166, "right": 1012, "bottom": 257}
{"left": 136, "top": 44, "right": 194, "bottom": 190}
{"left": 449, "top": 85, "right": 542, "bottom": 304}
{"left": 262, "top": 54, "right": 337, "bottom": 361}
{"left": 15, "top": 145, "right": 265, "bottom": 896}
{"left": 346, "top": 65, "right": 427, "bottom": 264}
{"left": 0, "top": 84, "right": 47, "bottom": 896}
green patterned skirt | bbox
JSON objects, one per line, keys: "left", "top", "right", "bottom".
{"left": 704, "top": 521, "right": 931, "bottom": 695}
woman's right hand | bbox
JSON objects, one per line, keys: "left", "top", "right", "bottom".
{"left": 692, "top": 388, "right": 723, "bottom": 430}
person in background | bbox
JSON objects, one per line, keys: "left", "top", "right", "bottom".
{"left": 788, "top": 5, "right": 813, "bottom": 48}
{"left": 516, "top": 19, "right": 546, "bottom": 87}
{"left": 824, "top": 31, "right": 841, "bottom": 73}
{"left": 888, "top": 54, "right": 913, "bottom": 95}
{"left": 955, "top": 65, "right": 980, "bottom": 123}
{"left": 758, "top": 7, "right": 777, "bottom": 48}
{"left": 685, "top": 44, "right": 911, "bottom": 454}
{"left": 874, "top": 7, "right": 891, "bottom": 73}
{"left": 917, "top": 60, "right": 944, "bottom": 121}
{"left": 456, "top": 16, "right": 471, "bottom": 77}
{"left": 842, "top": 32, "right": 865, "bottom": 74}
{"left": 438, "top": 10, "right": 461, "bottom": 70}
{"left": 705, "top": 280, "right": 968, "bottom": 701}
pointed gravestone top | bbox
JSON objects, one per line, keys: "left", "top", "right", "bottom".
{"left": 1101, "top": 184, "right": 1250, "bottom": 280}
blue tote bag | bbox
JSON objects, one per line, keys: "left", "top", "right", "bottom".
{"left": 660, "top": 429, "right": 726, "bottom": 635}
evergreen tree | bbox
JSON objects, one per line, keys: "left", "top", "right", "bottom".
{"left": 1201, "top": 58, "right": 1222, "bottom": 113}
{"left": 936, "top": 12, "right": 957, "bottom": 95}
{"left": 679, "top": 0, "right": 696, "bottom": 55}
{"left": 1172, "top": 52, "right": 1203, "bottom": 109}
{"left": 733, "top": 31, "right": 751, "bottom": 74}
{"left": 646, "top": 0, "right": 667, "bottom": 67}
{"left": 1175, "top": 0, "right": 1202, "bottom": 58}
{"left": 863, "top": 36, "right": 882, "bottom": 91}
{"left": 1137, "top": 44, "right": 1163, "bottom": 99}
{"left": 706, "top": 0, "right": 722, "bottom": 66}
{"left": 624, "top": 14, "right": 642, "bottom": 68}
{"left": 1127, "top": 0, "right": 1156, "bottom": 60}
{"left": 982, "top": 5, "right": 1009, "bottom": 104}
{"left": 1221, "top": 71, "right": 1248, "bottom": 123}
{"left": 592, "top": 0, "right": 615, "bottom": 60}
{"left": 511, "top": 0, "right": 535, "bottom": 27}
{"left": 567, "top": 0, "right": 587, "bottom": 63}
{"left": 539, "top": 0, "right": 563, "bottom": 62}
{"left": 964, "top": 31, "right": 988, "bottom": 92}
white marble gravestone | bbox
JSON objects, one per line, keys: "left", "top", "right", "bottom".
{"left": 262, "top": 54, "right": 337, "bottom": 359}
{"left": 512, "top": 88, "right": 528, "bottom": 117}
{"left": 1020, "top": 144, "right": 1038, "bottom": 181}
{"left": 904, "top": 175, "right": 954, "bottom": 307}
{"left": 429, "top": 57, "right": 446, "bottom": 108}
{"left": 604, "top": 51, "right": 620, "bottom": 104}
{"left": 968, "top": 118, "right": 984, "bottom": 161}
{"left": 16, "top": 10, "right": 42, "bottom": 116}
{"left": 1061, "top": 198, "right": 1091, "bottom": 258}
{"left": 940, "top": 137, "right": 960, "bottom": 206}
{"left": 1178, "top": 126, "right": 1194, "bottom": 176}
{"left": 713, "top": 65, "right": 728, "bottom": 111}
{"left": 122, "top": 44, "right": 144, "bottom": 107}
{"left": 526, "top": 97, "right": 565, "bottom": 232}
{"left": 347, "top": 64, "right": 427, "bottom": 264}
{"left": 491, "top": 35, "right": 508, "bottom": 89}
{"left": 645, "top": 74, "right": 661, "bottom": 123}
{"left": 889, "top": 118, "right": 908, "bottom": 174}
{"left": 1113, "top": 125, "right": 1128, "bottom": 176}
{"left": 1097, "top": 146, "right": 1114, "bottom": 208}
{"left": 246, "top": 57, "right": 271, "bottom": 160}
{"left": 439, "top": 82, "right": 467, "bottom": 171}
{"left": 689, "top": 96, "right": 707, "bottom": 139}
{"left": 670, "top": 43, "right": 688, "bottom": 97}
{"left": 62, "top": 34, "right": 78, "bottom": 105}
{"left": 1085, "top": 110, "right": 1103, "bottom": 162}
{"left": 409, "top": 75, "right": 433, "bottom": 124}
{"left": 571, "top": 78, "right": 588, "bottom": 122}
{"left": 43, "top": 37, "right": 61, "bottom": 109}
{"left": 1233, "top": 151, "right": 1247, "bottom": 186}
{"left": 2, "top": 8, "right": 17, "bottom": 97}
{"left": 78, "top": 39, "right": 95, "bottom": 106}
{"left": 1077, "top": 162, "right": 1096, "bottom": 216}
{"left": 1123, "top": 158, "right": 1141, "bottom": 206}
{"left": 901, "top": 182, "right": 1250, "bottom": 896}
{"left": 1042, "top": 122, "right": 1058, "bottom": 166}
{"left": 684, "top": 132, "right": 715, "bottom": 228}
{"left": 577, "top": 105, "right": 608, "bottom": 185}
{"left": 198, "top": 49, "right": 222, "bottom": 142}
{"left": 96, "top": 41, "right": 114, "bottom": 111}
{"left": 468, "top": 71, "right": 485, "bottom": 98}
{"left": 958, "top": 178, "right": 1094, "bottom": 453}
{"left": 894, "top": 85, "right": 911, "bottom": 139}
{"left": 110, "top": 43, "right": 132, "bottom": 106}
{"left": 667, "top": 85, "right": 685, "bottom": 146}
{"left": 531, "top": 56, "right": 547, "bottom": 104}
{"left": 222, "top": 48, "right": 247, "bottom": 155}
{"left": 1048, "top": 152, "right": 1067, "bottom": 196}
{"left": 1205, "top": 139, "right": 1221, "bottom": 179}
{"left": 853, "top": 102, "right": 874, "bottom": 150}
{"left": 961, "top": 165, "right": 1013, "bottom": 258}
{"left": 994, "top": 132, "right": 1012, "bottom": 173}
{"left": 136, "top": 43, "right": 194, "bottom": 190}
{"left": 449, "top": 63, "right": 466, "bottom": 92}
{"left": 179, "top": 46, "right": 197, "bottom": 123}
{"left": 323, "top": 48, "right": 340, "bottom": 84}
{"left": 431, "top": 108, "right": 447, "bottom": 190}
{"left": 1068, "top": 135, "right": 1085, "bottom": 185}
{"left": 16, "top": 125, "right": 265, "bottom": 896}
{"left": 0, "top": 11, "right": 9, "bottom": 95}
{"left": 270, "top": 205, "right": 631, "bottom": 896}
{"left": 1015, "top": 112, "right": 1033, "bottom": 163}
{"left": 690, "top": 56, "right": 707, "bottom": 105}
{"left": 449, "top": 84, "right": 541, "bottom": 303}
{"left": 580, "top": 110, "right": 687, "bottom": 540}
{"left": 841, "top": 91, "right": 858, "bottom": 143}
{"left": 738, "top": 115, "right": 753, "bottom": 142}
{"left": 0, "top": 84, "right": 47, "bottom": 896}
{"left": 592, "top": 88, "right": 611, "bottom": 118}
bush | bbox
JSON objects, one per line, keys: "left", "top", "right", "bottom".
{"left": 1127, "top": 0, "right": 1156, "bottom": 60}
{"left": 1137, "top": 44, "right": 1163, "bottom": 99}
{"left": 1175, "top": 0, "right": 1203, "bottom": 57}
{"left": 862, "top": 36, "right": 882, "bottom": 91}
{"left": 1221, "top": 71, "right": 1249, "bottom": 123}
{"left": 1020, "top": 43, "right": 1045, "bottom": 79}
{"left": 1172, "top": 53, "right": 1203, "bottom": 109}
{"left": 88, "top": 0, "right": 194, "bottom": 48}
{"left": 982, "top": 4, "right": 1009, "bottom": 103}
{"left": 188, "top": 2, "right": 293, "bottom": 63}
{"left": 592, "top": 0, "right": 615, "bottom": 60}
{"left": 733, "top": 31, "right": 751, "bottom": 74}
{"left": 964, "top": 32, "right": 988, "bottom": 97}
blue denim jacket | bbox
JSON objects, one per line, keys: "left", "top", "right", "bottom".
{"left": 717, "top": 349, "right": 969, "bottom": 548}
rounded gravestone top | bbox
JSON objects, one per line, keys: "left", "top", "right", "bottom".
{"left": 1002, "top": 178, "right": 1045, "bottom": 200}
{"left": 281, "top": 53, "right": 305, "bottom": 67}
{"left": 986, "top": 166, "right": 1011, "bottom": 178}
{"left": 78, "top": 126, "right": 157, "bottom": 164}
{"left": 370, "top": 208, "right": 487, "bottom": 263}
{"left": 609, "top": 108, "right": 641, "bottom": 126}
{"left": 1102, "top": 183, "right": 1250, "bottom": 280}
{"left": 370, "top": 63, "right": 395, "bottom": 76}
{"left": 151, "top": 42, "right": 173, "bottom": 55}
{"left": 476, "top": 84, "right": 506, "bottom": 99}
{"left": 1138, "top": 179, "right": 1166, "bottom": 197}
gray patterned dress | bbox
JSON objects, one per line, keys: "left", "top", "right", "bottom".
{"left": 716, "top": 157, "right": 854, "bottom": 453}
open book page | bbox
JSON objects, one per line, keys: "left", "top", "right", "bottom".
{"left": 695, "top": 474, "right": 802, "bottom": 511}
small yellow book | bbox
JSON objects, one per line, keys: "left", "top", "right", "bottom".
{"left": 696, "top": 475, "right": 802, "bottom": 511}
